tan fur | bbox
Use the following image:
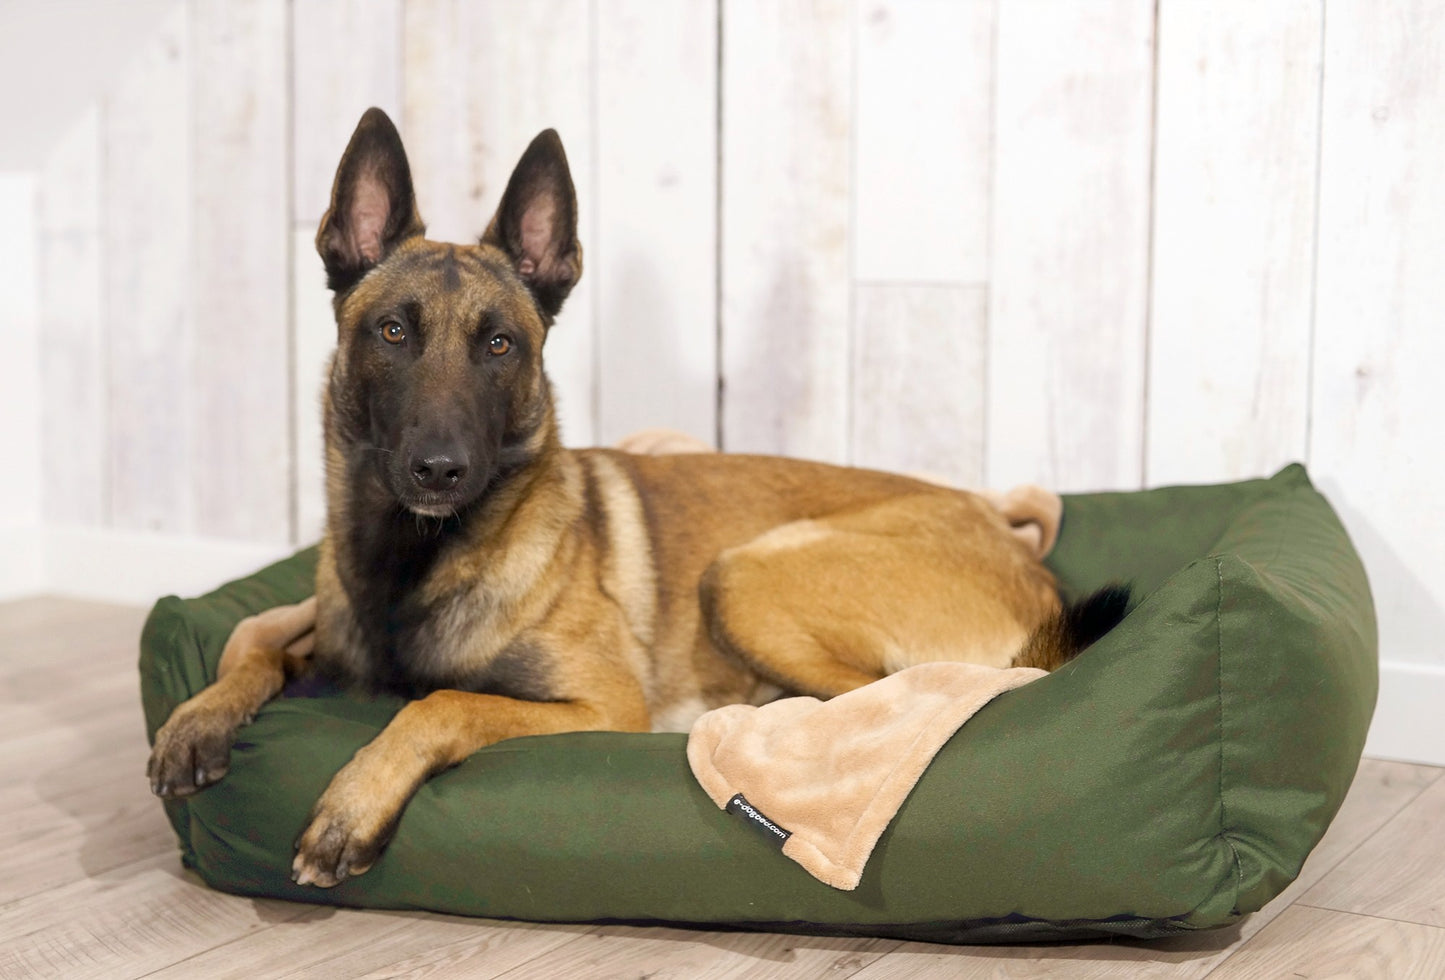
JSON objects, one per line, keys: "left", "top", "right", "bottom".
{"left": 147, "top": 111, "right": 1077, "bottom": 889}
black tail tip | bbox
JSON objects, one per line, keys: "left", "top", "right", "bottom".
{"left": 1064, "top": 583, "right": 1132, "bottom": 652}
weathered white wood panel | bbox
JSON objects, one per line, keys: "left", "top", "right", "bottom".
{"left": 851, "top": 284, "right": 986, "bottom": 487}
{"left": 986, "top": 0, "right": 1155, "bottom": 492}
{"left": 1147, "top": 0, "right": 1321, "bottom": 486}
{"left": 854, "top": 0, "right": 993, "bottom": 285}
{"left": 1312, "top": 0, "right": 1445, "bottom": 666}
{"left": 404, "top": 0, "right": 597, "bottom": 446}
{"left": 594, "top": 0, "right": 718, "bottom": 448}
{"left": 292, "top": 0, "right": 404, "bottom": 226}
{"left": 37, "top": 109, "right": 106, "bottom": 527}
{"left": 720, "top": 0, "right": 853, "bottom": 462}
{"left": 0, "top": 169, "right": 43, "bottom": 594}
{"left": 104, "top": 4, "right": 193, "bottom": 535}
{"left": 292, "top": 228, "right": 333, "bottom": 545}
{"left": 0, "top": 176, "right": 42, "bottom": 545}
{"left": 291, "top": 0, "right": 404, "bottom": 544}
{"left": 190, "top": 0, "right": 291, "bottom": 541}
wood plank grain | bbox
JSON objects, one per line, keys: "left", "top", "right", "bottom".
{"left": 0, "top": 175, "right": 42, "bottom": 543}
{"left": 403, "top": 0, "right": 598, "bottom": 446}
{"left": 0, "top": 604, "right": 285, "bottom": 976}
{"left": 1309, "top": 0, "right": 1445, "bottom": 669}
{"left": 0, "top": 599, "right": 166, "bottom": 904}
{"left": 1207, "top": 904, "right": 1445, "bottom": 980}
{"left": 849, "top": 936, "right": 1225, "bottom": 980}
{"left": 0, "top": 597, "right": 142, "bottom": 651}
{"left": 495, "top": 925, "right": 896, "bottom": 980}
{"left": 1146, "top": 0, "right": 1321, "bottom": 485}
{"left": 985, "top": 0, "right": 1155, "bottom": 492}
{"left": 291, "top": 0, "right": 404, "bottom": 226}
{"left": 329, "top": 920, "right": 592, "bottom": 980}
{"left": 851, "top": 284, "right": 986, "bottom": 486}
{"left": 1, "top": 602, "right": 1443, "bottom": 980}
{"left": 140, "top": 909, "right": 587, "bottom": 980}
{"left": 719, "top": 0, "right": 853, "bottom": 462}
{"left": 104, "top": 4, "right": 194, "bottom": 535}
{"left": 1147, "top": 758, "right": 1444, "bottom": 961}
{"left": 0, "top": 778, "right": 176, "bottom": 908}
{"left": 854, "top": 0, "right": 993, "bottom": 284}
{"left": 1302, "top": 768, "right": 1445, "bottom": 927}
{"left": 0, "top": 856, "right": 309, "bottom": 980}
{"left": 593, "top": 0, "right": 718, "bottom": 448}
{"left": 291, "top": 227, "right": 333, "bottom": 545}
{"left": 190, "top": 0, "right": 291, "bottom": 541}
{"left": 37, "top": 108, "right": 106, "bottom": 527}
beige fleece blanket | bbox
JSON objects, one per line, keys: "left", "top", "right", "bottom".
{"left": 686, "top": 662, "right": 1045, "bottom": 890}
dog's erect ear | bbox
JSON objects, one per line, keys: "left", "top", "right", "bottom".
{"left": 481, "top": 129, "right": 582, "bottom": 322}
{"left": 316, "top": 108, "right": 425, "bottom": 294}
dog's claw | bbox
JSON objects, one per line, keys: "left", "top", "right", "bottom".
{"left": 291, "top": 786, "right": 396, "bottom": 888}
{"left": 147, "top": 699, "right": 236, "bottom": 799}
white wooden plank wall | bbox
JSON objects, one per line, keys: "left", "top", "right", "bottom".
{"left": 720, "top": 0, "right": 853, "bottom": 463}
{"left": 37, "top": 109, "right": 106, "bottom": 527}
{"left": 1148, "top": 0, "right": 1321, "bottom": 486}
{"left": 852, "top": 284, "right": 987, "bottom": 487}
{"left": 0, "top": 175, "right": 42, "bottom": 534}
{"left": 1311, "top": 0, "right": 1445, "bottom": 673}
{"left": 853, "top": 0, "right": 992, "bottom": 286}
{"left": 23, "top": 0, "right": 1445, "bottom": 698}
{"left": 101, "top": 4, "right": 193, "bottom": 536}
{"left": 291, "top": 0, "right": 404, "bottom": 229}
{"left": 986, "top": 0, "right": 1155, "bottom": 493}
{"left": 190, "top": 0, "right": 291, "bottom": 542}
{"left": 850, "top": 0, "right": 993, "bottom": 488}
{"left": 290, "top": 0, "right": 404, "bottom": 543}
{"left": 594, "top": 0, "right": 718, "bottom": 448}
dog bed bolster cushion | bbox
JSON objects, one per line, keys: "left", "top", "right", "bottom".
{"left": 138, "top": 464, "right": 1376, "bottom": 943}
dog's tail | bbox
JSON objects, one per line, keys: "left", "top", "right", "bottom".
{"left": 1012, "top": 584, "right": 1132, "bottom": 671}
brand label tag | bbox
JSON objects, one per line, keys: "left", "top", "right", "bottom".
{"left": 725, "top": 793, "right": 791, "bottom": 849}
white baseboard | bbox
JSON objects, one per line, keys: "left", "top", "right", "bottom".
{"left": 0, "top": 526, "right": 46, "bottom": 599}
{"left": 1364, "top": 660, "right": 1445, "bottom": 768}
{"left": 40, "top": 526, "right": 299, "bottom": 606}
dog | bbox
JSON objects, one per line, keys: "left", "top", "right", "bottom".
{"left": 147, "top": 107, "right": 1127, "bottom": 888}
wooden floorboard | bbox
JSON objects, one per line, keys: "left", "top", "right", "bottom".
{"left": 1300, "top": 768, "right": 1445, "bottom": 928}
{"left": 1, "top": 596, "right": 1443, "bottom": 979}
{"left": 1204, "top": 906, "right": 1445, "bottom": 980}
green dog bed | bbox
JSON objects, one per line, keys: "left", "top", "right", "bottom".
{"left": 138, "top": 463, "right": 1376, "bottom": 944}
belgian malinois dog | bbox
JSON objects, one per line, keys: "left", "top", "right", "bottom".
{"left": 148, "top": 108, "right": 1127, "bottom": 888}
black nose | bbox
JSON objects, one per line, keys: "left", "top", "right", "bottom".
{"left": 410, "top": 452, "right": 469, "bottom": 491}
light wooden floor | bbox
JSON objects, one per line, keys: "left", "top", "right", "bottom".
{"left": 2, "top": 597, "right": 1443, "bottom": 980}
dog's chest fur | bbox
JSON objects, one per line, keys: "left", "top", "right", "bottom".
{"left": 314, "top": 500, "right": 547, "bottom": 701}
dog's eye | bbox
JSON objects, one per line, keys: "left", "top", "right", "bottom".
{"left": 380, "top": 321, "right": 406, "bottom": 345}
{"left": 488, "top": 334, "right": 512, "bottom": 356}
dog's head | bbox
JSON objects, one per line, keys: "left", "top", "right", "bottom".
{"left": 318, "top": 108, "right": 580, "bottom": 517}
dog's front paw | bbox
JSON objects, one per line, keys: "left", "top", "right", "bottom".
{"left": 147, "top": 698, "right": 235, "bottom": 798}
{"left": 291, "top": 764, "right": 402, "bottom": 887}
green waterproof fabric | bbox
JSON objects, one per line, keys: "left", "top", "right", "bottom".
{"left": 138, "top": 463, "right": 1377, "bottom": 943}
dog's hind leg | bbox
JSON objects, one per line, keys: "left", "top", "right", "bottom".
{"left": 699, "top": 534, "right": 882, "bottom": 699}
{"left": 698, "top": 495, "right": 1061, "bottom": 700}
{"left": 147, "top": 596, "right": 317, "bottom": 797}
